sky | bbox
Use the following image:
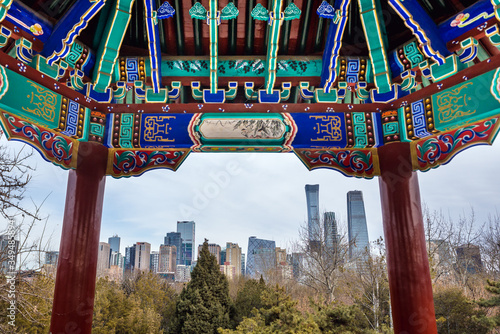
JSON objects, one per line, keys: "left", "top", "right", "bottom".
{"left": 2, "top": 135, "right": 500, "bottom": 266}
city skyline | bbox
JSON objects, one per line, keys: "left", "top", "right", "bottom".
{"left": 1, "top": 137, "right": 498, "bottom": 269}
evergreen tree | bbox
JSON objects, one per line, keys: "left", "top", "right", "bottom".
{"left": 173, "top": 240, "right": 232, "bottom": 333}
{"left": 477, "top": 279, "right": 500, "bottom": 326}
{"left": 233, "top": 276, "right": 268, "bottom": 324}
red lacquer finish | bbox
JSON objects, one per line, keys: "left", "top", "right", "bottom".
{"left": 50, "top": 142, "right": 108, "bottom": 334}
{"left": 378, "top": 143, "right": 437, "bottom": 334}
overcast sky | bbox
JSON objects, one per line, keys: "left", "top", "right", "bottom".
{"left": 2, "top": 135, "right": 500, "bottom": 265}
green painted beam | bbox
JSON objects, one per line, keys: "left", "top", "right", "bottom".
{"left": 357, "top": 0, "right": 392, "bottom": 93}
{"left": 93, "top": 0, "right": 135, "bottom": 92}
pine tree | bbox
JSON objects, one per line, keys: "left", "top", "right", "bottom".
{"left": 477, "top": 279, "right": 500, "bottom": 326}
{"left": 173, "top": 239, "right": 232, "bottom": 333}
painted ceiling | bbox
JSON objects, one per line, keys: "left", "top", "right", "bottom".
{"left": 0, "top": 0, "right": 499, "bottom": 178}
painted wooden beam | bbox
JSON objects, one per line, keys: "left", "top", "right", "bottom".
{"left": 93, "top": 0, "right": 135, "bottom": 93}
{"left": 208, "top": 0, "right": 219, "bottom": 94}
{"left": 265, "top": 0, "right": 284, "bottom": 95}
{"left": 318, "top": 0, "right": 352, "bottom": 93}
{"left": 144, "top": 0, "right": 162, "bottom": 93}
{"left": 357, "top": 0, "right": 392, "bottom": 93}
{"left": 389, "top": 0, "right": 449, "bottom": 66}
{"left": 41, "top": 0, "right": 106, "bottom": 66}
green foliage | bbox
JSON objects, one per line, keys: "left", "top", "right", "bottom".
{"left": 92, "top": 273, "right": 177, "bottom": 334}
{"left": 312, "top": 302, "right": 377, "bottom": 334}
{"left": 477, "top": 279, "right": 500, "bottom": 326}
{"left": 220, "top": 285, "right": 319, "bottom": 334}
{"left": 434, "top": 287, "right": 494, "bottom": 334}
{"left": 173, "top": 240, "right": 232, "bottom": 333}
{"left": 233, "top": 277, "right": 268, "bottom": 324}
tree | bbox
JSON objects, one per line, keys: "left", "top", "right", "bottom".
{"left": 293, "top": 212, "right": 350, "bottom": 303}
{"left": 220, "top": 284, "right": 320, "bottom": 334}
{"left": 344, "top": 239, "right": 391, "bottom": 332}
{"left": 477, "top": 279, "right": 500, "bottom": 326}
{"left": 173, "top": 239, "right": 232, "bottom": 333}
{"left": 232, "top": 276, "right": 268, "bottom": 325}
{"left": 434, "top": 286, "right": 493, "bottom": 334}
{"left": 480, "top": 214, "right": 500, "bottom": 279}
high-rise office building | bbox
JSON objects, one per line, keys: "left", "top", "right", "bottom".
{"left": 150, "top": 251, "right": 159, "bottom": 273}
{"left": 241, "top": 254, "right": 246, "bottom": 276}
{"left": 159, "top": 245, "right": 177, "bottom": 273}
{"left": 108, "top": 235, "right": 120, "bottom": 253}
{"left": 124, "top": 244, "right": 136, "bottom": 273}
{"left": 97, "top": 242, "right": 111, "bottom": 276}
{"left": 177, "top": 221, "right": 195, "bottom": 265}
{"left": 347, "top": 191, "right": 370, "bottom": 263}
{"left": 220, "top": 249, "right": 226, "bottom": 265}
{"left": 135, "top": 242, "right": 151, "bottom": 272}
{"left": 110, "top": 251, "right": 124, "bottom": 268}
{"left": 305, "top": 185, "right": 320, "bottom": 247}
{"left": 165, "top": 232, "right": 182, "bottom": 265}
{"left": 198, "top": 243, "right": 221, "bottom": 264}
{"left": 324, "top": 212, "right": 339, "bottom": 250}
{"left": 246, "top": 236, "right": 276, "bottom": 278}
{"left": 226, "top": 242, "right": 241, "bottom": 277}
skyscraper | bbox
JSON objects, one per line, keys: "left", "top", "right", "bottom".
{"left": 165, "top": 232, "right": 182, "bottom": 265}
{"left": 159, "top": 245, "right": 177, "bottom": 273}
{"left": 177, "top": 221, "right": 195, "bottom": 265}
{"left": 97, "top": 242, "right": 111, "bottom": 276}
{"left": 108, "top": 235, "right": 120, "bottom": 253}
{"left": 347, "top": 191, "right": 370, "bottom": 263}
{"left": 226, "top": 242, "right": 242, "bottom": 277}
{"left": 199, "top": 243, "right": 221, "bottom": 264}
{"left": 324, "top": 212, "right": 339, "bottom": 250}
{"left": 150, "top": 251, "right": 159, "bottom": 273}
{"left": 305, "top": 184, "right": 320, "bottom": 247}
{"left": 135, "top": 242, "right": 151, "bottom": 272}
{"left": 246, "top": 236, "right": 276, "bottom": 278}
{"left": 124, "top": 244, "right": 136, "bottom": 273}
{"left": 241, "top": 254, "right": 246, "bottom": 276}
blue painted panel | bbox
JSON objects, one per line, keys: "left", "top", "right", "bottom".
{"left": 5, "top": 2, "right": 53, "bottom": 43}
{"left": 139, "top": 113, "right": 193, "bottom": 148}
{"left": 438, "top": 0, "right": 494, "bottom": 43}
{"left": 290, "top": 113, "right": 347, "bottom": 148}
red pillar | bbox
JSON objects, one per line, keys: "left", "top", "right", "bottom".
{"left": 50, "top": 142, "right": 107, "bottom": 334}
{"left": 378, "top": 142, "right": 437, "bottom": 334}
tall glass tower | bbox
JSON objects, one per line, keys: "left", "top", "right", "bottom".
{"left": 305, "top": 184, "right": 320, "bottom": 245}
{"left": 108, "top": 235, "right": 120, "bottom": 253}
{"left": 347, "top": 191, "right": 369, "bottom": 262}
{"left": 177, "top": 221, "right": 195, "bottom": 265}
{"left": 246, "top": 236, "right": 276, "bottom": 278}
{"left": 165, "top": 232, "right": 182, "bottom": 265}
{"left": 324, "top": 212, "right": 338, "bottom": 250}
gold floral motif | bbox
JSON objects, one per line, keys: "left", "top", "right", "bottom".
{"left": 22, "top": 82, "right": 57, "bottom": 122}
{"left": 436, "top": 82, "right": 476, "bottom": 123}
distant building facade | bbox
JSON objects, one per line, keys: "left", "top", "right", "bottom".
{"left": 324, "top": 212, "right": 339, "bottom": 250}
{"left": 124, "top": 244, "right": 136, "bottom": 273}
{"left": 305, "top": 185, "right": 320, "bottom": 248}
{"left": 226, "top": 242, "right": 242, "bottom": 277}
{"left": 135, "top": 242, "right": 151, "bottom": 272}
{"left": 347, "top": 191, "right": 370, "bottom": 264}
{"left": 176, "top": 264, "right": 191, "bottom": 282}
{"left": 164, "top": 232, "right": 182, "bottom": 265}
{"left": 108, "top": 235, "right": 120, "bottom": 253}
{"left": 456, "top": 244, "right": 483, "bottom": 274}
{"left": 45, "top": 251, "right": 59, "bottom": 265}
{"left": 198, "top": 243, "right": 221, "bottom": 264}
{"left": 150, "top": 251, "right": 159, "bottom": 273}
{"left": 159, "top": 245, "right": 177, "bottom": 273}
{"left": 97, "top": 242, "right": 111, "bottom": 276}
{"left": 241, "top": 253, "right": 246, "bottom": 276}
{"left": 247, "top": 236, "right": 276, "bottom": 278}
{"left": 177, "top": 221, "right": 195, "bottom": 265}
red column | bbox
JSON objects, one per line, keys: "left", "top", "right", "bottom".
{"left": 378, "top": 142, "right": 437, "bottom": 334}
{"left": 50, "top": 142, "right": 107, "bottom": 334}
